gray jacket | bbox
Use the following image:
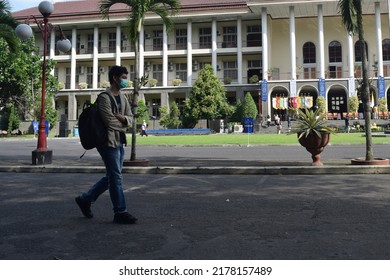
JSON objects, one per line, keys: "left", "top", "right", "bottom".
{"left": 97, "top": 89, "right": 133, "bottom": 148}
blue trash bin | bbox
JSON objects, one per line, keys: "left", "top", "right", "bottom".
{"left": 45, "top": 120, "right": 50, "bottom": 136}
{"left": 73, "top": 126, "right": 79, "bottom": 137}
{"left": 243, "top": 118, "right": 254, "bottom": 133}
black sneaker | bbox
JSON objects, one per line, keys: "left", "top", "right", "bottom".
{"left": 113, "top": 212, "right": 138, "bottom": 224}
{"left": 75, "top": 196, "right": 93, "bottom": 218}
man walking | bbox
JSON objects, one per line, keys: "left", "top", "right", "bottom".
{"left": 75, "top": 65, "right": 137, "bottom": 224}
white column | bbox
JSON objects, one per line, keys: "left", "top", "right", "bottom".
{"left": 116, "top": 24, "right": 121, "bottom": 66}
{"left": 68, "top": 93, "right": 77, "bottom": 121}
{"left": 139, "top": 25, "right": 145, "bottom": 79}
{"left": 289, "top": 6, "right": 296, "bottom": 79}
{"left": 376, "top": 2, "right": 384, "bottom": 77}
{"left": 262, "top": 8, "right": 269, "bottom": 80}
{"left": 49, "top": 29, "right": 55, "bottom": 75}
{"left": 237, "top": 17, "right": 242, "bottom": 84}
{"left": 187, "top": 20, "right": 193, "bottom": 86}
{"left": 70, "top": 27, "right": 77, "bottom": 89}
{"left": 318, "top": 4, "right": 325, "bottom": 79}
{"left": 93, "top": 25, "right": 98, "bottom": 89}
{"left": 347, "top": 32, "right": 354, "bottom": 78}
{"left": 212, "top": 18, "right": 218, "bottom": 73}
{"left": 163, "top": 24, "right": 168, "bottom": 87}
{"left": 50, "top": 29, "right": 55, "bottom": 57}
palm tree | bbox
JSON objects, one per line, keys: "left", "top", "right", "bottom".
{"left": 338, "top": 0, "right": 373, "bottom": 161}
{"left": 100, "top": 0, "right": 180, "bottom": 161}
{"left": 0, "top": 0, "right": 18, "bottom": 52}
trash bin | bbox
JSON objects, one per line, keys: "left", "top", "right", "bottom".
{"left": 73, "top": 126, "right": 79, "bottom": 137}
{"left": 243, "top": 118, "right": 254, "bottom": 133}
{"left": 45, "top": 120, "right": 50, "bottom": 136}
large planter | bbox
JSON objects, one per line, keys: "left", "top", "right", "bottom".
{"left": 298, "top": 132, "right": 330, "bottom": 166}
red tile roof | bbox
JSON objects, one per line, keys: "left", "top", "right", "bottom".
{"left": 12, "top": 0, "right": 247, "bottom": 20}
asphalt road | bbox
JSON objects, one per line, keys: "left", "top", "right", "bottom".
{"left": 1, "top": 138, "right": 390, "bottom": 260}
{"left": 1, "top": 137, "right": 390, "bottom": 166}
{"left": 1, "top": 172, "right": 390, "bottom": 260}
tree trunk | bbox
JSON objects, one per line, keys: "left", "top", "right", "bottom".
{"left": 130, "top": 35, "right": 139, "bottom": 161}
{"left": 357, "top": 7, "right": 373, "bottom": 161}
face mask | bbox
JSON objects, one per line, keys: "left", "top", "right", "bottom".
{"left": 119, "top": 79, "right": 128, "bottom": 89}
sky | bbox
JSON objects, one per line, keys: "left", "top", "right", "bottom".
{"left": 9, "top": 0, "right": 69, "bottom": 12}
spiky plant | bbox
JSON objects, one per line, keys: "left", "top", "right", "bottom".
{"left": 291, "top": 108, "right": 335, "bottom": 140}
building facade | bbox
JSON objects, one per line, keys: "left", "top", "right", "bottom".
{"left": 12, "top": 0, "right": 390, "bottom": 128}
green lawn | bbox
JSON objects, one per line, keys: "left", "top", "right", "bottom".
{"left": 3, "top": 132, "right": 390, "bottom": 146}
{"left": 133, "top": 132, "right": 390, "bottom": 145}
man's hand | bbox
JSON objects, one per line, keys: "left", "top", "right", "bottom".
{"left": 114, "top": 113, "right": 127, "bottom": 124}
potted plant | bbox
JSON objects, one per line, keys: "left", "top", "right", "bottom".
{"left": 57, "top": 82, "right": 65, "bottom": 90}
{"left": 224, "top": 77, "right": 232, "bottom": 84}
{"left": 149, "top": 78, "right": 158, "bottom": 87}
{"left": 249, "top": 74, "right": 259, "bottom": 84}
{"left": 267, "top": 67, "right": 274, "bottom": 80}
{"left": 172, "top": 78, "right": 181, "bottom": 86}
{"left": 290, "top": 108, "right": 335, "bottom": 166}
{"left": 79, "top": 82, "right": 88, "bottom": 89}
{"left": 100, "top": 80, "right": 110, "bottom": 88}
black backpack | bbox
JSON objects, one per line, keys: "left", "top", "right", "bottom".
{"left": 78, "top": 92, "right": 115, "bottom": 152}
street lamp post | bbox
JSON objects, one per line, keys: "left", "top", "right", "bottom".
{"left": 15, "top": 1, "right": 71, "bottom": 165}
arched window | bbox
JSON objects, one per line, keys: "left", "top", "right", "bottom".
{"left": 382, "top": 39, "right": 390, "bottom": 61}
{"left": 329, "top": 41, "right": 342, "bottom": 63}
{"left": 355, "top": 40, "right": 368, "bottom": 62}
{"left": 303, "top": 42, "right": 316, "bottom": 63}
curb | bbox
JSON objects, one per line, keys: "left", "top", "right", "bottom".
{"left": 1, "top": 165, "right": 390, "bottom": 175}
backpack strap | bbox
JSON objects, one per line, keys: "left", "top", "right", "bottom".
{"left": 98, "top": 91, "right": 116, "bottom": 114}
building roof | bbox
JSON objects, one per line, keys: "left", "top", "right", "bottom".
{"left": 12, "top": 0, "right": 248, "bottom": 21}
{"left": 12, "top": 0, "right": 389, "bottom": 23}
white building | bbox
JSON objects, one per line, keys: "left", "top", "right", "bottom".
{"left": 12, "top": 0, "right": 390, "bottom": 129}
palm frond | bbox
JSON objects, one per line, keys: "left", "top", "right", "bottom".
{"left": 337, "top": 0, "right": 358, "bottom": 34}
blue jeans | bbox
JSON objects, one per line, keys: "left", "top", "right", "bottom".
{"left": 81, "top": 145, "right": 127, "bottom": 214}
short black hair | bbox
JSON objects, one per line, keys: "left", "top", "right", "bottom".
{"left": 108, "top": 66, "right": 128, "bottom": 84}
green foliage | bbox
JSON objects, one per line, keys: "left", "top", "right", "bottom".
{"left": 290, "top": 108, "right": 335, "bottom": 139}
{"left": 0, "top": 38, "right": 59, "bottom": 124}
{"left": 5, "top": 103, "right": 20, "bottom": 132}
{"left": 229, "top": 100, "right": 242, "bottom": 123}
{"left": 348, "top": 95, "right": 359, "bottom": 113}
{"left": 249, "top": 75, "right": 259, "bottom": 84}
{"left": 148, "top": 78, "right": 158, "bottom": 87}
{"left": 0, "top": 0, "right": 18, "bottom": 52}
{"left": 136, "top": 99, "right": 149, "bottom": 126}
{"left": 315, "top": 96, "right": 326, "bottom": 115}
{"left": 242, "top": 92, "right": 258, "bottom": 119}
{"left": 183, "top": 64, "right": 234, "bottom": 127}
{"left": 172, "top": 78, "right": 181, "bottom": 86}
{"left": 159, "top": 102, "right": 181, "bottom": 129}
{"left": 378, "top": 97, "right": 388, "bottom": 113}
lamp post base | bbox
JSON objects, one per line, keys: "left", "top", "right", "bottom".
{"left": 32, "top": 149, "right": 53, "bottom": 165}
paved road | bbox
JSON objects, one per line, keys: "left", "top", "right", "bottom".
{"left": 1, "top": 172, "right": 390, "bottom": 260}
{"left": 1, "top": 137, "right": 390, "bottom": 167}
{"left": 1, "top": 138, "right": 390, "bottom": 260}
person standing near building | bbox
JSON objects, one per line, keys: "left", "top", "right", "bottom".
{"left": 75, "top": 65, "right": 138, "bottom": 224}
{"left": 140, "top": 120, "right": 148, "bottom": 136}
{"left": 345, "top": 113, "right": 350, "bottom": 133}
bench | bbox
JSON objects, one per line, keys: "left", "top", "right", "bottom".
{"left": 146, "top": 128, "right": 212, "bottom": 136}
